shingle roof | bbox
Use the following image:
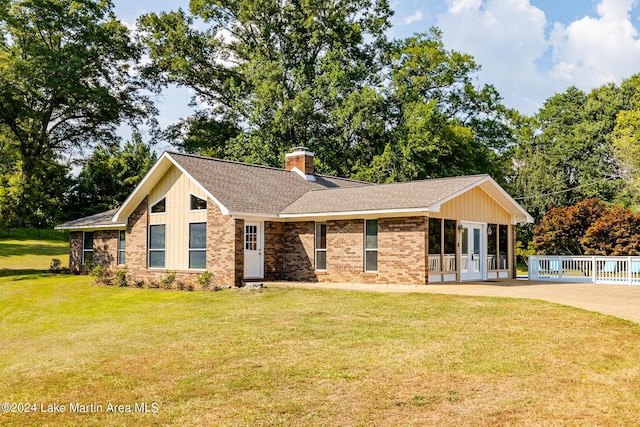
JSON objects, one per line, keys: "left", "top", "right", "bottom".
{"left": 168, "top": 152, "right": 370, "bottom": 214}
{"left": 55, "top": 208, "right": 122, "bottom": 230}
{"left": 281, "top": 175, "right": 488, "bottom": 215}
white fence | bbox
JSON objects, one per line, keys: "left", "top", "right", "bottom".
{"left": 529, "top": 256, "right": 640, "bottom": 285}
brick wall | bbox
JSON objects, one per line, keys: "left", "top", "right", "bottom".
{"left": 69, "top": 231, "right": 83, "bottom": 272}
{"left": 283, "top": 221, "right": 316, "bottom": 281}
{"left": 207, "top": 199, "right": 242, "bottom": 287}
{"left": 282, "top": 217, "right": 429, "bottom": 285}
{"left": 93, "top": 230, "right": 119, "bottom": 270}
{"left": 127, "top": 197, "right": 149, "bottom": 275}
{"left": 264, "top": 221, "right": 284, "bottom": 280}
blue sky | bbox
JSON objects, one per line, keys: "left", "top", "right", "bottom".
{"left": 111, "top": 0, "right": 640, "bottom": 136}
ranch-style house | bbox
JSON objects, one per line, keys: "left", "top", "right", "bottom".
{"left": 56, "top": 147, "right": 533, "bottom": 287}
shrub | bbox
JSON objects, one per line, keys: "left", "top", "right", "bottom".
{"left": 175, "top": 280, "right": 185, "bottom": 291}
{"left": 134, "top": 280, "right": 145, "bottom": 288}
{"left": 196, "top": 271, "right": 213, "bottom": 290}
{"left": 112, "top": 267, "right": 130, "bottom": 287}
{"left": 90, "top": 265, "right": 110, "bottom": 285}
{"left": 49, "top": 258, "right": 62, "bottom": 272}
{"left": 160, "top": 271, "right": 176, "bottom": 289}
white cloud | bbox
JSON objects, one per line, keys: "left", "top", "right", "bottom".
{"left": 435, "top": 0, "right": 640, "bottom": 114}
{"left": 549, "top": 0, "right": 640, "bottom": 89}
{"left": 402, "top": 10, "right": 424, "bottom": 25}
{"left": 437, "top": 0, "right": 551, "bottom": 113}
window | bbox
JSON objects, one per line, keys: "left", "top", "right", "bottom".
{"left": 428, "top": 218, "right": 442, "bottom": 271}
{"left": 245, "top": 225, "right": 257, "bottom": 250}
{"left": 487, "top": 224, "right": 498, "bottom": 270}
{"left": 151, "top": 198, "right": 166, "bottom": 214}
{"left": 190, "top": 194, "right": 207, "bottom": 210}
{"left": 148, "top": 224, "right": 166, "bottom": 268}
{"left": 364, "top": 219, "right": 378, "bottom": 272}
{"left": 443, "top": 220, "right": 457, "bottom": 271}
{"left": 499, "top": 224, "right": 509, "bottom": 269}
{"left": 315, "top": 222, "right": 327, "bottom": 271}
{"left": 82, "top": 232, "right": 94, "bottom": 265}
{"left": 189, "top": 222, "right": 206, "bottom": 269}
{"left": 118, "top": 231, "right": 126, "bottom": 265}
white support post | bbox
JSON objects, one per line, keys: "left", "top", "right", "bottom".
{"left": 592, "top": 256, "right": 597, "bottom": 284}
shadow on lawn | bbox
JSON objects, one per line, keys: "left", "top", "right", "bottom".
{"left": 0, "top": 269, "right": 52, "bottom": 279}
{"left": 0, "top": 241, "right": 66, "bottom": 258}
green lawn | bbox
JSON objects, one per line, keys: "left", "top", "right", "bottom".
{"left": 1, "top": 236, "right": 640, "bottom": 425}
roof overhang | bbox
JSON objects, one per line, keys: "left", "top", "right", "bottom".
{"left": 54, "top": 223, "right": 127, "bottom": 231}
{"left": 112, "top": 152, "right": 230, "bottom": 224}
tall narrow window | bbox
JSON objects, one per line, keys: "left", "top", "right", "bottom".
{"left": 443, "top": 219, "right": 457, "bottom": 271}
{"left": 499, "top": 224, "right": 509, "bottom": 270}
{"left": 189, "top": 222, "right": 206, "bottom": 269}
{"left": 82, "top": 232, "right": 94, "bottom": 265}
{"left": 149, "top": 224, "right": 166, "bottom": 268}
{"left": 364, "top": 219, "right": 378, "bottom": 272}
{"left": 118, "top": 231, "right": 126, "bottom": 265}
{"left": 190, "top": 194, "right": 207, "bottom": 210}
{"left": 151, "top": 198, "right": 166, "bottom": 214}
{"left": 315, "top": 222, "right": 327, "bottom": 271}
{"left": 487, "top": 224, "right": 498, "bottom": 271}
{"left": 428, "top": 218, "right": 442, "bottom": 272}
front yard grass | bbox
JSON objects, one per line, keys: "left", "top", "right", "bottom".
{"left": 1, "top": 271, "right": 640, "bottom": 426}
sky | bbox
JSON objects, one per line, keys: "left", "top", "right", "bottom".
{"left": 111, "top": 0, "right": 640, "bottom": 135}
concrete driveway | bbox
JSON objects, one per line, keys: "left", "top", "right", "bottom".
{"left": 267, "top": 280, "right": 640, "bottom": 324}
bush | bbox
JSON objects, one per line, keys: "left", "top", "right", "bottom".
{"left": 196, "top": 271, "right": 213, "bottom": 290}
{"left": 134, "top": 280, "right": 145, "bottom": 288}
{"left": 49, "top": 258, "right": 62, "bottom": 272}
{"left": 175, "top": 280, "right": 185, "bottom": 291}
{"left": 112, "top": 267, "right": 130, "bottom": 287}
{"left": 90, "top": 265, "right": 110, "bottom": 285}
{"left": 160, "top": 271, "right": 176, "bottom": 289}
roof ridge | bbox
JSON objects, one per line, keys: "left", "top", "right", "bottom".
{"left": 166, "top": 150, "right": 293, "bottom": 174}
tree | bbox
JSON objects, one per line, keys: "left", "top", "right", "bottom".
{"left": 138, "top": 0, "right": 392, "bottom": 176}
{"left": 65, "top": 133, "right": 157, "bottom": 220}
{"left": 512, "top": 83, "right": 629, "bottom": 221}
{"left": 581, "top": 206, "right": 640, "bottom": 256}
{"left": 0, "top": 0, "right": 155, "bottom": 227}
{"left": 533, "top": 198, "right": 607, "bottom": 255}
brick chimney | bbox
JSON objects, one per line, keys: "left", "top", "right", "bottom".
{"left": 285, "top": 146, "right": 315, "bottom": 180}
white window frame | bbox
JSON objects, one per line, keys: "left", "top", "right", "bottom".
{"left": 364, "top": 219, "right": 378, "bottom": 273}
{"left": 315, "top": 222, "right": 327, "bottom": 271}
{"left": 188, "top": 222, "right": 206, "bottom": 270}
{"left": 148, "top": 224, "right": 166, "bottom": 269}
{"left": 82, "top": 231, "right": 94, "bottom": 265}
{"left": 150, "top": 197, "right": 167, "bottom": 215}
{"left": 189, "top": 193, "right": 207, "bottom": 212}
{"left": 118, "top": 230, "right": 126, "bottom": 266}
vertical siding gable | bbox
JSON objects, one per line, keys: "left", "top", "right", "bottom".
{"left": 437, "top": 186, "right": 512, "bottom": 224}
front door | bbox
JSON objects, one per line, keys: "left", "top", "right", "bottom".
{"left": 460, "top": 222, "right": 484, "bottom": 281}
{"left": 244, "top": 222, "right": 263, "bottom": 278}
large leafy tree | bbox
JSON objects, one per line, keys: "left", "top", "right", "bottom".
{"left": 138, "top": 0, "right": 392, "bottom": 176}
{"left": 0, "top": 0, "right": 154, "bottom": 227}
{"left": 354, "top": 30, "right": 516, "bottom": 183}
{"left": 65, "top": 133, "right": 157, "bottom": 220}
{"left": 512, "top": 83, "right": 631, "bottom": 220}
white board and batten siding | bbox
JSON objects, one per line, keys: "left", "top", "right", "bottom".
{"left": 148, "top": 165, "right": 208, "bottom": 270}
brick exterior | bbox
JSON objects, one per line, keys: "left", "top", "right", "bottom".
{"left": 283, "top": 221, "right": 317, "bottom": 281}
{"left": 127, "top": 197, "right": 149, "bottom": 274}
{"left": 264, "top": 221, "right": 284, "bottom": 280}
{"left": 207, "top": 200, "right": 243, "bottom": 287}
{"left": 285, "top": 152, "right": 314, "bottom": 175}
{"left": 281, "top": 217, "right": 430, "bottom": 285}
{"left": 93, "top": 230, "right": 119, "bottom": 270}
{"left": 69, "top": 231, "right": 83, "bottom": 272}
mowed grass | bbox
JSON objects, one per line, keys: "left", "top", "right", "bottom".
{"left": 0, "top": 229, "right": 68, "bottom": 271}
{"left": 2, "top": 236, "right": 640, "bottom": 425}
{"left": 1, "top": 273, "right": 640, "bottom": 426}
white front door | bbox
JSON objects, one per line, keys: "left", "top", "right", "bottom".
{"left": 460, "top": 222, "right": 484, "bottom": 281}
{"left": 244, "top": 222, "right": 263, "bottom": 278}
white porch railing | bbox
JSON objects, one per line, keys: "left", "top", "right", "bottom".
{"left": 529, "top": 256, "right": 640, "bottom": 285}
